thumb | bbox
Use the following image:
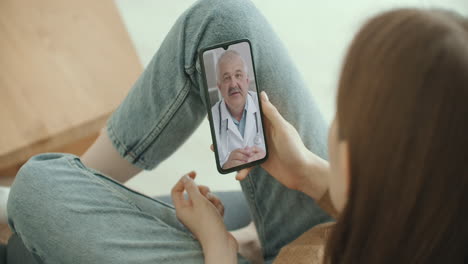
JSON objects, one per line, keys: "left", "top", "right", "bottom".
{"left": 260, "top": 91, "right": 285, "bottom": 127}
{"left": 236, "top": 167, "right": 253, "bottom": 181}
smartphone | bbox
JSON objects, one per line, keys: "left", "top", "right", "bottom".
{"left": 199, "top": 39, "right": 268, "bottom": 174}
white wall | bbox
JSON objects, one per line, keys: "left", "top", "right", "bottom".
{"left": 115, "top": 0, "right": 467, "bottom": 196}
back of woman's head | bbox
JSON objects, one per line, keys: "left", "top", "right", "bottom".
{"left": 326, "top": 8, "right": 468, "bottom": 263}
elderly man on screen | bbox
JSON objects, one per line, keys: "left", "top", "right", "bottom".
{"left": 211, "top": 50, "right": 266, "bottom": 169}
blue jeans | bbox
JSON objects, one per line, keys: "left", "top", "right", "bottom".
{"left": 7, "top": 0, "right": 332, "bottom": 263}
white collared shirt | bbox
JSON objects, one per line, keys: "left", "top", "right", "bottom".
{"left": 211, "top": 91, "right": 266, "bottom": 167}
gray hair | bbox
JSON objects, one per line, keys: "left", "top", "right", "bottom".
{"left": 216, "top": 50, "right": 249, "bottom": 84}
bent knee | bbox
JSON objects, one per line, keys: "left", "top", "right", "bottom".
{"left": 191, "top": 0, "right": 261, "bottom": 32}
{"left": 11, "top": 153, "right": 75, "bottom": 190}
{"left": 7, "top": 153, "right": 77, "bottom": 228}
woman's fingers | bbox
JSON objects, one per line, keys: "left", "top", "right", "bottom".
{"left": 260, "top": 91, "right": 285, "bottom": 128}
{"left": 188, "top": 171, "right": 197, "bottom": 180}
{"left": 198, "top": 185, "right": 224, "bottom": 216}
{"left": 182, "top": 182, "right": 225, "bottom": 217}
{"left": 171, "top": 172, "right": 198, "bottom": 209}
{"left": 171, "top": 178, "right": 185, "bottom": 208}
{"left": 182, "top": 175, "right": 202, "bottom": 202}
{"left": 172, "top": 172, "right": 195, "bottom": 208}
{"left": 206, "top": 192, "right": 225, "bottom": 217}
{"left": 198, "top": 185, "right": 211, "bottom": 197}
{"left": 236, "top": 167, "right": 253, "bottom": 181}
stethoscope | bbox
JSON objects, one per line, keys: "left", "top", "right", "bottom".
{"left": 218, "top": 95, "right": 262, "bottom": 146}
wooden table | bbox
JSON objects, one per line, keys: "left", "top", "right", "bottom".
{"left": 0, "top": 0, "right": 142, "bottom": 181}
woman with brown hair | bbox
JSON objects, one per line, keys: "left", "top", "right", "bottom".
{"left": 5, "top": 2, "right": 467, "bottom": 263}
{"left": 323, "top": 9, "right": 468, "bottom": 263}
{"left": 202, "top": 7, "right": 468, "bottom": 263}
{"left": 241, "top": 8, "right": 468, "bottom": 263}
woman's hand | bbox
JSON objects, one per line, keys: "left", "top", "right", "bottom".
{"left": 236, "top": 92, "right": 330, "bottom": 200}
{"left": 171, "top": 172, "right": 238, "bottom": 263}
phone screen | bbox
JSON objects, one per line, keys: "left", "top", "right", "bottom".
{"left": 200, "top": 40, "right": 268, "bottom": 174}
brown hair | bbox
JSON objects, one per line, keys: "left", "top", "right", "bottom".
{"left": 326, "top": 9, "right": 468, "bottom": 263}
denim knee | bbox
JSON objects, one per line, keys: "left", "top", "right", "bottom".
{"left": 190, "top": 0, "right": 264, "bottom": 35}
{"left": 7, "top": 153, "right": 75, "bottom": 231}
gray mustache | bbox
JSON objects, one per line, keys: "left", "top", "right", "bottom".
{"left": 228, "top": 87, "right": 241, "bottom": 95}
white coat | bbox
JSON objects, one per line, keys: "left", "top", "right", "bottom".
{"left": 211, "top": 91, "right": 266, "bottom": 167}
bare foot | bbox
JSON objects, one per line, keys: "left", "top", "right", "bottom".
{"left": 230, "top": 221, "right": 263, "bottom": 264}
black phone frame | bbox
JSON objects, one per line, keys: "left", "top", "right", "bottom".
{"left": 198, "top": 39, "right": 269, "bottom": 174}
